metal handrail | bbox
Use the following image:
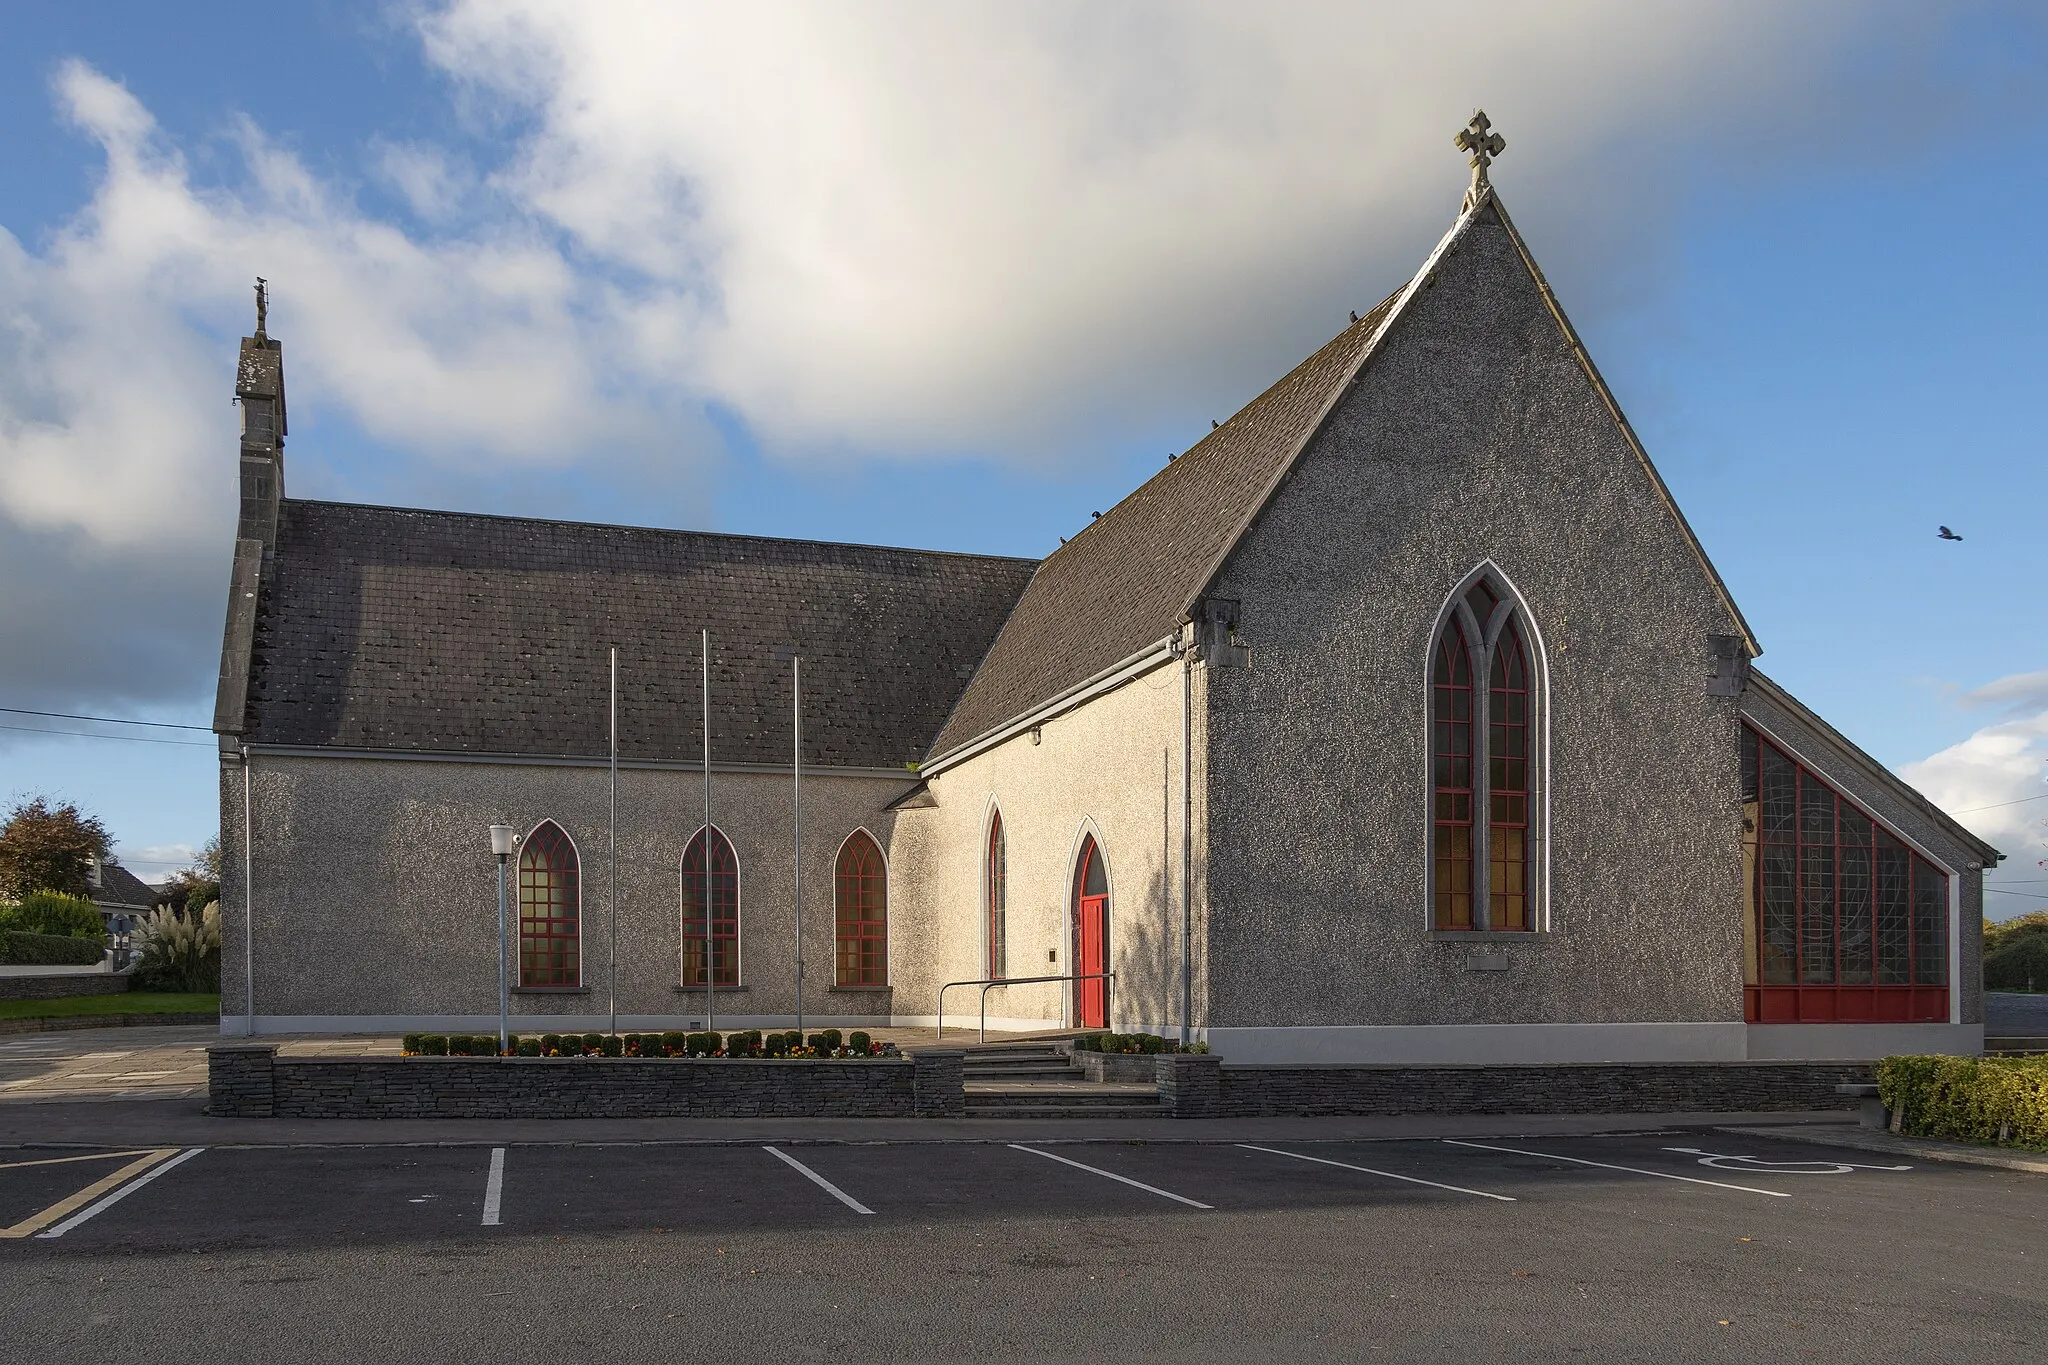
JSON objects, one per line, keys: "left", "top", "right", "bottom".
{"left": 935, "top": 972, "right": 1116, "bottom": 1044}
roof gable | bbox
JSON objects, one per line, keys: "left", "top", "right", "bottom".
{"left": 930, "top": 187, "right": 1757, "bottom": 762}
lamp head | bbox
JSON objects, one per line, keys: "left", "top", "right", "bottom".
{"left": 489, "top": 824, "right": 518, "bottom": 858}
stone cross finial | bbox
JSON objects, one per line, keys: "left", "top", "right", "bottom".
{"left": 1455, "top": 111, "right": 1506, "bottom": 210}
{"left": 254, "top": 277, "right": 268, "bottom": 338}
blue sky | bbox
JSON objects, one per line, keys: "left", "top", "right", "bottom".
{"left": 1, "top": 3, "right": 2044, "bottom": 912}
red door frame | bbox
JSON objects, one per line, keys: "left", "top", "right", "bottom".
{"left": 1074, "top": 838, "right": 1109, "bottom": 1029}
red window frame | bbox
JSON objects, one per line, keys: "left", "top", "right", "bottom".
{"left": 1487, "top": 620, "right": 1531, "bottom": 931}
{"left": 986, "top": 811, "right": 1007, "bottom": 980}
{"left": 517, "top": 820, "right": 580, "bottom": 988}
{"left": 834, "top": 831, "right": 888, "bottom": 987}
{"left": 1431, "top": 616, "right": 1476, "bottom": 930}
{"left": 681, "top": 827, "right": 740, "bottom": 987}
{"left": 1743, "top": 724, "right": 1949, "bottom": 1023}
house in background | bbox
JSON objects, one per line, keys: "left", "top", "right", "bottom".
{"left": 211, "top": 120, "right": 1999, "bottom": 1062}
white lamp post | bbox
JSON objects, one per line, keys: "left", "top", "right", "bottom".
{"left": 490, "top": 824, "right": 517, "bottom": 1054}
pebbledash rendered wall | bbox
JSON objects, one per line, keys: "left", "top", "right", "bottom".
{"left": 217, "top": 754, "right": 922, "bottom": 1034}
{"left": 1199, "top": 203, "right": 1751, "bottom": 1065}
{"left": 889, "top": 652, "right": 1209, "bottom": 1037}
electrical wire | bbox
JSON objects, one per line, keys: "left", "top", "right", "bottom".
{"left": 0, "top": 706, "right": 210, "bottom": 731}
{"left": 0, "top": 721, "right": 214, "bottom": 748}
{"left": 1953, "top": 791, "right": 2048, "bottom": 815}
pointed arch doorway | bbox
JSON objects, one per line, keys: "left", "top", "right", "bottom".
{"left": 1072, "top": 835, "right": 1110, "bottom": 1029}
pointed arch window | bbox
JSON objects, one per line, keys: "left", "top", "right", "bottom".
{"left": 986, "top": 810, "right": 1007, "bottom": 980}
{"left": 680, "top": 827, "right": 739, "bottom": 987}
{"left": 518, "top": 820, "right": 580, "bottom": 987}
{"left": 1430, "top": 574, "right": 1540, "bottom": 932}
{"left": 835, "top": 831, "right": 888, "bottom": 987}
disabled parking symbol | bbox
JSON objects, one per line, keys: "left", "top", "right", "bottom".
{"left": 1660, "top": 1147, "right": 1912, "bottom": 1175}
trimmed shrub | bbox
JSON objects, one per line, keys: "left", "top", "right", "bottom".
{"left": 517, "top": 1038, "right": 542, "bottom": 1057}
{"left": 417, "top": 1034, "right": 449, "bottom": 1056}
{"left": 764, "top": 1031, "right": 788, "bottom": 1058}
{"left": 540, "top": 1033, "right": 563, "bottom": 1055}
{"left": 732, "top": 1029, "right": 762, "bottom": 1056}
{"left": 660, "top": 1031, "right": 688, "bottom": 1057}
{"left": 1878, "top": 1054, "right": 2048, "bottom": 1149}
{"left": 1986, "top": 935, "right": 2048, "bottom": 993}
{"left": 0, "top": 928, "right": 104, "bottom": 966}
{"left": 581, "top": 1033, "right": 604, "bottom": 1054}
{"left": 598, "top": 1034, "right": 624, "bottom": 1058}
{"left": 1, "top": 890, "right": 108, "bottom": 943}
{"left": 684, "top": 1031, "right": 716, "bottom": 1057}
{"left": 402, "top": 1033, "right": 425, "bottom": 1055}
{"left": 848, "top": 1030, "right": 872, "bottom": 1055}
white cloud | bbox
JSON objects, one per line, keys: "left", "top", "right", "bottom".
{"left": 1902, "top": 681, "right": 2048, "bottom": 917}
{"left": 0, "top": 4, "right": 2005, "bottom": 720}
{"left": 422, "top": 0, "right": 1913, "bottom": 457}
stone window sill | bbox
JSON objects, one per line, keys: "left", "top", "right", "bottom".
{"left": 1428, "top": 931, "right": 1548, "bottom": 943}
{"left": 827, "top": 984, "right": 892, "bottom": 994}
{"left": 513, "top": 986, "right": 591, "bottom": 994}
{"left": 671, "top": 983, "right": 750, "bottom": 993}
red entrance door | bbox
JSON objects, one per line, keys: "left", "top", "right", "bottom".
{"left": 1075, "top": 837, "right": 1109, "bottom": 1028}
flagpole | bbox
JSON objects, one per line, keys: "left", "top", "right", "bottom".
{"left": 609, "top": 645, "right": 618, "bottom": 1038}
{"left": 793, "top": 654, "right": 804, "bottom": 1039}
{"left": 701, "top": 628, "right": 714, "bottom": 1034}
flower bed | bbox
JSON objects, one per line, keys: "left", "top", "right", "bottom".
{"left": 400, "top": 1028, "right": 894, "bottom": 1060}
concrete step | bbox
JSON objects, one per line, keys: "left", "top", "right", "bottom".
{"left": 965, "top": 1088, "right": 1159, "bottom": 1109}
{"left": 963, "top": 1103, "right": 1167, "bottom": 1119}
{"left": 1986, "top": 1036, "right": 2048, "bottom": 1054}
{"left": 964, "top": 1065, "right": 1081, "bottom": 1078}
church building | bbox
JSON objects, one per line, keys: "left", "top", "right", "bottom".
{"left": 213, "top": 120, "right": 1996, "bottom": 1063}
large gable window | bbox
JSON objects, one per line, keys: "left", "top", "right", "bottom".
{"left": 517, "top": 820, "right": 580, "bottom": 988}
{"left": 681, "top": 827, "right": 740, "bottom": 987}
{"left": 1430, "top": 573, "right": 1540, "bottom": 931}
{"left": 1742, "top": 724, "right": 1948, "bottom": 1023}
{"left": 834, "top": 831, "right": 888, "bottom": 987}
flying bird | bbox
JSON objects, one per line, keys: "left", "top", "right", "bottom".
{"left": 1938, "top": 526, "right": 1963, "bottom": 541}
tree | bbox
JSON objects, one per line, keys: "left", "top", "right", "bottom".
{"left": 0, "top": 796, "right": 111, "bottom": 900}
{"left": 156, "top": 837, "right": 223, "bottom": 915}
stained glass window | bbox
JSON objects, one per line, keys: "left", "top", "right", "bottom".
{"left": 1430, "top": 616, "right": 1475, "bottom": 930}
{"left": 834, "top": 831, "right": 888, "bottom": 987}
{"left": 1742, "top": 723, "right": 1949, "bottom": 1023}
{"left": 517, "top": 820, "right": 579, "bottom": 988}
{"left": 986, "top": 811, "right": 1007, "bottom": 980}
{"left": 680, "top": 827, "right": 740, "bottom": 987}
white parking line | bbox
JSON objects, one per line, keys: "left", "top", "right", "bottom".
{"left": 1441, "top": 1140, "right": 1791, "bottom": 1198}
{"left": 482, "top": 1147, "right": 505, "bottom": 1226}
{"left": 1008, "top": 1144, "right": 1213, "bottom": 1209}
{"left": 763, "top": 1146, "right": 874, "bottom": 1214}
{"left": 1238, "top": 1144, "right": 1516, "bottom": 1201}
{"left": 34, "top": 1147, "right": 206, "bottom": 1238}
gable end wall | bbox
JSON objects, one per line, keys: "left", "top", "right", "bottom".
{"left": 1201, "top": 205, "right": 1746, "bottom": 1032}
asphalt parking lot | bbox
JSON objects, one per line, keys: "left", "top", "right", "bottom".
{"left": 2, "top": 1126, "right": 2042, "bottom": 1363}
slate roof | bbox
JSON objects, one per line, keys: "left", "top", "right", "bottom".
{"left": 90, "top": 861, "right": 159, "bottom": 912}
{"left": 242, "top": 502, "right": 1038, "bottom": 769}
{"left": 927, "top": 288, "right": 1404, "bottom": 758}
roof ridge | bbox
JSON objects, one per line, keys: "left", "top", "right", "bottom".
{"left": 279, "top": 496, "right": 1040, "bottom": 565}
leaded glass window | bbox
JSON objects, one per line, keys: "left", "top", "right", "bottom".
{"left": 517, "top": 820, "right": 579, "bottom": 988}
{"left": 986, "top": 811, "right": 1007, "bottom": 980}
{"left": 1429, "top": 573, "right": 1539, "bottom": 932}
{"left": 1741, "top": 723, "right": 1949, "bottom": 1023}
{"left": 680, "top": 827, "right": 740, "bottom": 987}
{"left": 834, "top": 831, "right": 887, "bottom": 987}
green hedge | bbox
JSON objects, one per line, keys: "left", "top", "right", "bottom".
{"left": 0, "top": 928, "right": 105, "bottom": 965}
{"left": 0, "top": 891, "right": 108, "bottom": 945}
{"left": 1985, "top": 936, "right": 2048, "bottom": 993}
{"left": 1877, "top": 1054, "right": 2048, "bottom": 1150}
